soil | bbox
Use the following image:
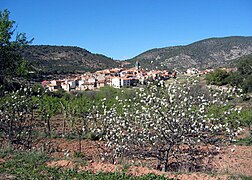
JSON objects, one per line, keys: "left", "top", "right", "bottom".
{"left": 40, "top": 137, "right": 252, "bottom": 179}
{"left": 212, "top": 145, "right": 252, "bottom": 176}
{"left": 2, "top": 116, "right": 251, "bottom": 179}
{"left": 46, "top": 159, "right": 231, "bottom": 179}
{"left": 34, "top": 138, "right": 105, "bottom": 160}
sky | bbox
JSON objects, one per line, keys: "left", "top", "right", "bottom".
{"left": 1, "top": 0, "right": 252, "bottom": 60}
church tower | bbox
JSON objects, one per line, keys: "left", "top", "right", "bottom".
{"left": 135, "top": 60, "right": 140, "bottom": 70}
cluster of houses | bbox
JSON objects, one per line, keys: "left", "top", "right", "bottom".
{"left": 186, "top": 68, "right": 214, "bottom": 75}
{"left": 185, "top": 67, "right": 237, "bottom": 75}
{"left": 42, "top": 61, "right": 176, "bottom": 92}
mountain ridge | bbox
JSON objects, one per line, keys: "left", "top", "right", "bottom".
{"left": 126, "top": 36, "right": 252, "bottom": 71}
{"left": 20, "top": 36, "right": 252, "bottom": 74}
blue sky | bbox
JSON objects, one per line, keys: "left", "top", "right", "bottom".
{"left": 1, "top": 0, "right": 252, "bottom": 60}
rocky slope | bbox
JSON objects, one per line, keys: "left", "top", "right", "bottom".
{"left": 125, "top": 36, "right": 252, "bottom": 71}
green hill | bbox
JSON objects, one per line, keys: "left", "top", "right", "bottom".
{"left": 20, "top": 45, "right": 119, "bottom": 74}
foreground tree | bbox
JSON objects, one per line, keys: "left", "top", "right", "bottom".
{"left": 0, "top": 9, "right": 33, "bottom": 94}
{"left": 90, "top": 79, "right": 243, "bottom": 172}
{"left": 0, "top": 87, "right": 39, "bottom": 149}
{"left": 0, "top": 9, "right": 36, "bottom": 149}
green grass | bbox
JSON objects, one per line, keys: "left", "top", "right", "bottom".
{"left": 230, "top": 174, "right": 252, "bottom": 180}
{"left": 73, "top": 151, "right": 85, "bottom": 158}
{"left": 0, "top": 146, "right": 15, "bottom": 158}
{"left": 235, "top": 137, "right": 252, "bottom": 146}
{"left": 0, "top": 150, "right": 170, "bottom": 179}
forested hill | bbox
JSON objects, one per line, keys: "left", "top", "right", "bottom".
{"left": 124, "top": 36, "right": 252, "bottom": 71}
{"left": 20, "top": 37, "right": 252, "bottom": 74}
{"left": 20, "top": 45, "right": 120, "bottom": 74}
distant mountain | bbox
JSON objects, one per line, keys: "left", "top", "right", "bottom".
{"left": 20, "top": 37, "right": 252, "bottom": 74}
{"left": 125, "top": 36, "right": 252, "bottom": 71}
{"left": 20, "top": 45, "right": 119, "bottom": 74}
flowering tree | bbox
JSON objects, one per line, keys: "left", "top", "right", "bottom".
{"left": 89, "top": 79, "right": 243, "bottom": 172}
{"left": 0, "top": 87, "right": 39, "bottom": 149}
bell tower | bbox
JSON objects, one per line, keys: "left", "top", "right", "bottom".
{"left": 135, "top": 60, "right": 140, "bottom": 70}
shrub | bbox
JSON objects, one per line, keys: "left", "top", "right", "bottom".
{"left": 86, "top": 132, "right": 101, "bottom": 141}
{"left": 205, "top": 69, "right": 230, "bottom": 86}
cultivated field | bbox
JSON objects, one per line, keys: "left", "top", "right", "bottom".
{"left": 1, "top": 77, "right": 252, "bottom": 179}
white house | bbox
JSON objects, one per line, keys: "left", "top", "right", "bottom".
{"left": 82, "top": 82, "right": 96, "bottom": 90}
{"left": 186, "top": 68, "right": 199, "bottom": 75}
{"left": 87, "top": 76, "right": 96, "bottom": 84}
{"left": 76, "top": 79, "right": 85, "bottom": 90}
{"left": 112, "top": 77, "right": 121, "bottom": 88}
{"left": 61, "top": 83, "right": 70, "bottom": 92}
{"left": 47, "top": 84, "right": 61, "bottom": 92}
{"left": 121, "top": 78, "right": 131, "bottom": 87}
{"left": 51, "top": 80, "right": 63, "bottom": 86}
{"left": 111, "top": 77, "right": 131, "bottom": 88}
{"left": 68, "top": 80, "right": 77, "bottom": 89}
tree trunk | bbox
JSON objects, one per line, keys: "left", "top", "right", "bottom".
{"left": 60, "top": 102, "right": 66, "bottom": 137}
{"left": 9, "top": 113, "right": 13, "bottom": 142}
{"left": 156, "top": 150, "right": 162, "bottom": 171}
{"left": 78, "top": 130, "right": 82, "bottom": 153}
{"left": 63, "top": 118, "right": 66, "bottom": 136}
{"left": 249, "top": 123, "right": 252, "bottom": 136}
{"left": 44, "top": 118, "right": 47, "bottom": 135}
{"left": 47, "top": 118, "right": 51, "bottom": 137}
{"left": 156, "top": 160, "right": 161, "bottom": 171}
{"left": 163, "top": 150, "right": 169, "bottom": 172}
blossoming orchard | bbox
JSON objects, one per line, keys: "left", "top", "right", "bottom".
{"left": 0, "top": 78, "right": 249, "bottom": 173}
{"left": 89, "top": 79, "right": 244, "bottom": 171}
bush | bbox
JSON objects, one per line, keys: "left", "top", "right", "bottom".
{"left": 239, "top": 108, "right": 252, "bottom": 133}
{"left": 205, "top": 55, "right": 252, "bottom": 93}
{"left": 86, "top": 132, "right": 101, "bottom": 141}
{"left": 205, "top": 69, "right": 230, "bottom": 85}
{"left": 242, "top": 74, "right": 252, "bottom": 93}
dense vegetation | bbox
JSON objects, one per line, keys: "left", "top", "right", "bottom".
{"left": 19, "top": 45, "right": 120, "bottom": 74}
{"left": 206, "top": 54, "right": 252, "bottom": 93}
{"left": 0, "top": 9, "right": 33, "bottom": 95}
{"left": 126, "top": 36, "right": 252, "bottom": 71}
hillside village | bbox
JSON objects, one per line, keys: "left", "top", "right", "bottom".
{"left": 41, "top": 61, "right": 239, "bottom": 92}
{"left": 42, "top": 61, "right": 178, "bottom": 92}
{"left": 42, "top": 59, "right": 238, "bottom": 92}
